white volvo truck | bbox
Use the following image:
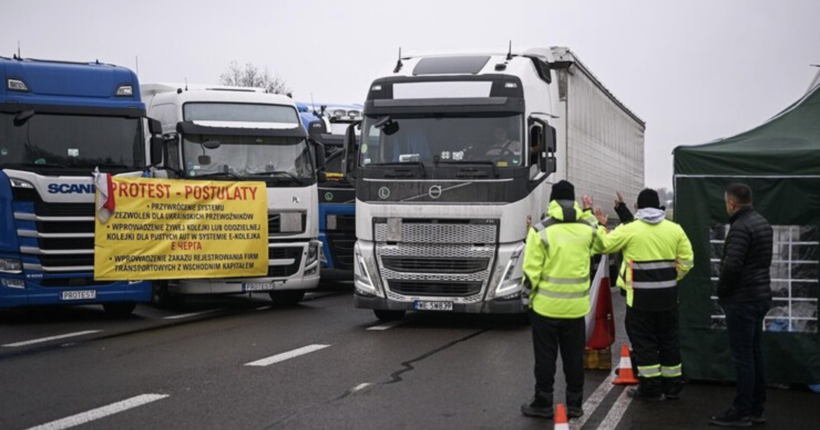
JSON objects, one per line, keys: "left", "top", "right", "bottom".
{"left": 343, "top": 47, "right": 645, "bottom": 320}
{"left": 142, "top": 84, "right": 322, "bottom": 306}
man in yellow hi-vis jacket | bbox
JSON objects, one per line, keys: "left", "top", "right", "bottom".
{"left": 595, "top": 189, "right": 694, "bottom": 401}
{"left": 520, "top": 180, "right": 604, "bottom": 420}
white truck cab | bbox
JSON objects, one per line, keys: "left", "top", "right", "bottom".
{"left": 142, "top": 83, "right": 322, "bottom": 306}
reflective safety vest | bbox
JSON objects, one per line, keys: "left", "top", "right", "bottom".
{"left": 522, "top": 200, "right": 604, "bottom": 319}
{"left": 598, "top": 216, "right": 694, "bottom": 311}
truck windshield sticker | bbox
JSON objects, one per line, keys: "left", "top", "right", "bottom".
{"left": 68, "top": 148, "right": 80, "bottom": 157}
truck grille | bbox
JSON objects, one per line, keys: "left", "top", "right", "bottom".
{"left": 326, "top": 214, "right": 356, "bottom": 271}
{"left": 15, "top": 196, "right": 96, "bottom": 272}
{"left": 381, "top": 257, "right": 489, "bottom": 274}
{"left": 375, "top": 223, "right": 497, "bottom": 300}
{"left": 267, "top": 247, "right": 303, "bottom": 278}
{"left": 388, "top": 280, "right": 482, "bottom": 297}
{"left": 374, "top": 219, "right": 497, "bottom": 244}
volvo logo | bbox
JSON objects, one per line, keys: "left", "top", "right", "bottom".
{"left": 324, "top": 192, "right": 334, "bottom": 201}
{"left": 428, "top": 185, "right": 442, "bottom": 199}
{"left": 378, "top": 186, "right": 390, "bottom": 200}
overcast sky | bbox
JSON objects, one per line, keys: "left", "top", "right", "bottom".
{"left": 4, "top": 0, "right": 819, "bottom": 188}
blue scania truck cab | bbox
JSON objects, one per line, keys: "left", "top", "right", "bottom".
{"left": 0, "top": 56, "right": 155, "bottom": 315}
{"left": 298, "top": 102, "right": 360, "bottom": 280}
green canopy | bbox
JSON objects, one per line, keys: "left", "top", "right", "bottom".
{"left": 673, "top": 77, "right": 820, "bottom": 384}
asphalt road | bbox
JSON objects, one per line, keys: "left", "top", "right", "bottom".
{"left": 1, "top": 285, "right": 818, "bottom": 430}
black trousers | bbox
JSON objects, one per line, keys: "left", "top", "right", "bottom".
{"left": 530, "top": 310, "right": 586, "bottom": 397}
{"left": 625, "top": 306, "right": 681, "bottom": 393}
{"left": 723, "top": 299, "right": 771, "bottom": 415}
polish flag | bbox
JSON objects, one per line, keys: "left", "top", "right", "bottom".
{"left": 93, "top": 168, "right": 116, "bottom": 224}
{"left": 586, "top": 255, "right": 616, "bottom": 348}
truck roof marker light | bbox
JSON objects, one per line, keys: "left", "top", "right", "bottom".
{"left": 7, "top": 78, "right": 29, "bottom": 92}
{"left": 371, "top": 85, "right": 382, "bottom": 91}
{"left": 504, "top": 82, "right": 518, "bottom": 89}
{"left": 115, "top": 85, "right": 134, "bottom": 97}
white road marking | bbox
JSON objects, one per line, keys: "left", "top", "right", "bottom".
{"left": 350, "top": 383, "right": 373, "bottom": 393}
{"left": 255, "top": 306, "right": 273, "bottom": 311}
{"left": 570, "top": 373, "right": 617, "bottom": 430}
{"left": 163, "top": 309, "right": 222, "bottom": 320}
{"left": 24, "top": 394, "right": 169, "bottom": 430}
{"left": 2, "top": 330, "right": 101, "bottom": 348}
{"left": 245, "top": 344, "right": 330, "bottom": 367}
{"left": 597, "top": 388, "right": 633, "bottom": 430}
{"left": 367, "top": 320, "right": 407, "bottom": 331}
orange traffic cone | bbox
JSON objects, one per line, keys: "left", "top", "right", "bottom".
{"left": 612, "top": 343, "right": 639, "bottom": 385}
{"left": 554, "top": 404, "right": 569, "bottom": 430}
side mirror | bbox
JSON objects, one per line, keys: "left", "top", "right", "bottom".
{"left": 313, "top": 140, "right": 327, "bottom": 170}
{"left": 148, "top": 118, "right": 163, "bottom": 135}
{"left": 342, "top": 121, "right": 361, "bottom": 182}
{"left": 542, "top": 124, "right": 557, "bottom": 175}
{"left": 150, "top": 136, "right": 164, "bottom": 165}
{"left": 308, "top": 120, "right": 326, "bottom": 140}
{"left": 529, "top": 116, "right": 557, "bottom": 176}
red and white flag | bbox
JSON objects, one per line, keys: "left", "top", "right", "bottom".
{"left": 93, "top": 168, "right": 116, "bottom": 224}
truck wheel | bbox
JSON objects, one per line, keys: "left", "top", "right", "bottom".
{"left": 102, "top": 302, "right": 137, "bottom": 317}
{"left": 374, "top": 310, "right": 405, "bottom": 322}
{"left": 269, "top": 291, "right": 305, "bottom": 306}
{"left": 152, "top": 282, "right": 185, "bottom": 309}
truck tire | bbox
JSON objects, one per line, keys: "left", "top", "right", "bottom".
{"left": 102, "top": 302, "right": 137, "bottom": 317}
{"left": 374, "top": 310, "right": 405, "bottom": 322}
{"left": 269, "top": 291, "right": 305, "bottom": 306}
{"left": 152, "top": 282, "right": 186, "bottom": 309}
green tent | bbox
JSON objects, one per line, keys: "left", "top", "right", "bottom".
{"left": 673, "top": 75, "right": 820, "bottom": 384}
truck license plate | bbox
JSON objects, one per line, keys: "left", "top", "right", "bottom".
{"left": 61, "top": 290, "right": 96, "bottom": 301}
{"left": 243, "top": 282, "right": 277, "bottom": 292}
{"left": 414, "top": 301, "right": 453, "bottom": 311}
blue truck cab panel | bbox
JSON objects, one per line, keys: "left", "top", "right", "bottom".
{"left": 0, "top": 56, "right": 151, "bottom": 311}
{"left": 299, "top": 102, "right": 358, "bottom": 280}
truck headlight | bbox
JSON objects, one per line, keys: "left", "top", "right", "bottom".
{"left": 9, "top": 178, "right": 34, "bottom": 189}
{"left": 354, "top": 249, "right": 382, "bottom": 297}
{"left": 494, "top": 245, "right": 525, "bottom": 297}
{"left": 0, "top": 258, "right": 23, "bottom": 274}
{"left": 306, "top": 241, "right": 319, "bottom": 265}
{"left": 1, "top": 278, "right": 25, "bottom": 288}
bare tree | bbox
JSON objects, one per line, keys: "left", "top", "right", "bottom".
{"left": 219, "top": 61, "right": 291, "bottom": 95}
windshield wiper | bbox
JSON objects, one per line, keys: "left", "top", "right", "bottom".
{"left": 433, "top": 160, "right": 499, "bottom": 178}
{"left": 194, "top": 171, "right": 242, "bottom": 180}
{"left": 93, "top": 163, "right": 132, "bottom": 169}
{"left": 0, "top": 162, "right": 67, "bottom": 169}
{"left": 245, "top": 170, "right": 308, "bottom": 184}
{"left": 368, "top": 161, "right": 426, "bottom": 177}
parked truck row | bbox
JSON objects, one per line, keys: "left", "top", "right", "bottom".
{"left": 0, "top": 47, "right": 644, "bottom": 319}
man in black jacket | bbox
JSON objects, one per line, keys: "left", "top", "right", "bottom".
{"left": 710, "top": 183, "right": 773, "bottom": 428}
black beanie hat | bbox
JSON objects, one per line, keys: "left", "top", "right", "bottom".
{"left": 550, "top": 180, "right": 575, "bottom": 201}
{"left": 637, "top": 188, "right": 661, "bottom": 209}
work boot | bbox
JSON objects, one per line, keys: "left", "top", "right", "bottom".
{"left": 750, "top": 408, "right": 766, "bottom": 425}
{"left": 662, "top": 377, "right": 685, "bottom": 400}
{"left": 520, "top": 391, "right": 553, "bottom": 419}
{"left": 566, "top": 391, "right": 584, "bottom": 418}
{"left": 709, "top": 408, "right": 752, "bottom": 427}
{"left": 628, "top": 380, "right": 663, "bottom": 401}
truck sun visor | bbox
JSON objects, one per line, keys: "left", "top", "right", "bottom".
{"left": 393, "top": 81, "right": 493, "bottom": 100}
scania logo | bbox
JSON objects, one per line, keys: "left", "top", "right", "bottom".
{"left": 47, "top": 183, "right": 96, "bottom": 194}
{"left": 429, "top": 185, "right": 442, "bottom": 199}
{"left": 378, "top": 186, "right": 390, "bottom": 200}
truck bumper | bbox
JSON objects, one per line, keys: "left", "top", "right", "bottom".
{"left": 0, "top": 277, "right": 152, "bottom": 309}
{"left": 353, "top": 292, "right": 524, "bottom": 314}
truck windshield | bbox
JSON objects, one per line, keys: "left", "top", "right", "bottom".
{"left": 0, "top": 112, "right": 144, "bottom": 171}
{"left": 182, "top": 134, "right": 314, "bottom": 180}
{"left": 360, "top": 114, "right": 523, "bottom": 168}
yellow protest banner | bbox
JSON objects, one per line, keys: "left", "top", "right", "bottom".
{"left": 94, "top": 176, "right": 268, "bottom": 281}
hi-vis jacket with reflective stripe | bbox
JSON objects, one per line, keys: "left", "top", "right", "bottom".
{"left": 597, "top": 211, "right": 694, "bottom": 311}
{"left": 523, "top": 200, "right": 605, "bottom": 319}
